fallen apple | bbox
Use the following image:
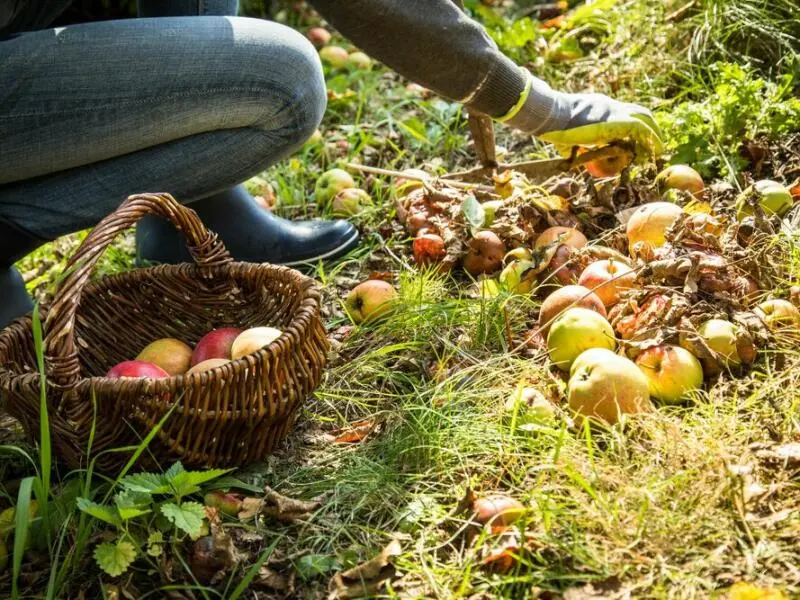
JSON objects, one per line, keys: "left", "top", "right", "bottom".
{"left": 736, "top": 180, "right": 793, "bottom": 219}
{"left": 505, "top": 247, "right": 532, "bottom": 263}
{"left": 346, "top": 280, "right": 398, "bottom": 324}
{"left": 413, "top": 233, "right": 447, "bottom": 266}
{"left": 635, "top": 344, "right": 704, "bottom": 404}
{"left": 204, "top": 491, "right": 243, "bottom": 517}
{"left": 463, "top": 231, "right": 505, "bottom": 276}
{"left": 231, "top": 327, "right": 283, "bottom": 360}
{"left": 755, "top": 299, "right": 800, "bottom": 331}
{"left": 544, "top": 244, "right": 582, "bottom": 286}
{"left": 315, "top": 168, "right": 356, "bottom": 207}
{"left": 568, "top": 348, "right": 652, "bottom": 425}
{"left": 192, "top": 327, "right": 242, "bottom": 365}
{"left": 534, "top": 226, "right": 587, "bottom": 251}
{"left": 538, "top": 285, "right": 606, "bottom": 336}
{"left": 584, "top": 152, "right": 632, "bottom": 178}
{"left": 656, "top": 164, "right": 705, "bottom": 198}
{"left": 697, "top": 319, "right": 742, "bottom": 367}
{"left": 306, "top": 26, "right": 331, "bottom": 48}
{"left": 626, "top": 201, "right": 683, "bottom": 253}
{"left": 346, "top": 51, "right": 372, "bottom": 70}
{"left": 473, "top": 495, "right": 525, "bottom": 526}
{"left": 318, "top": 45, "right": 349, "bottom": 69}
{"left": 136, "top": 338, "right": 193, "bottom": 376}
{"left": 332, "top": 188, "right": 372, "bottom": 216}
{"left": 187, "top": 358, "right": 231, "bottom": 375}
{"left": 547, "top": 307, "right": 616, "bottom": 371}
{"left": 106, "top": 360, "right": 170, "bottom": 379}
{"left": 577, "top": 259, "right": 636, "bottom": 308}
{"left": 504, "top": 387, "right": 556, "bottom": 424}
{"left": 499, "top": 260, "right": 538, "bottom": 294}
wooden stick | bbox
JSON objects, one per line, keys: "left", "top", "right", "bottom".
{"left": 344, "top": 163, "right": 497, "bottom": 193}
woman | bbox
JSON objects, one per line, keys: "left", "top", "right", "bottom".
{"left": 0, "top": 0, "right": 662, "bottom": 328}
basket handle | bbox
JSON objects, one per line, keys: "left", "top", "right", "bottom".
{"left": 44, "top": 193, "right": 233, "bottom": 388}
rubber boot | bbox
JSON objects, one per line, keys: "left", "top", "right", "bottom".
{"left": 135, "top": 185, "right": 360, "bottom": 267}
{"left": 0, "top": 219, "right": 44, "bottom": 329}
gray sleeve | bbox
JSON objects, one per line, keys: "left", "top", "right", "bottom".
{"left": 309, "top": 0, "right": 528, "bottom": 118}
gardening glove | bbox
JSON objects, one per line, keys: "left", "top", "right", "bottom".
{"left": 503, "top": 73, "right": 664, "bottom": 159}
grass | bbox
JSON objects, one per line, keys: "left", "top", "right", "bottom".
{"left": 2, "top": 0, "right": 800, "bottom": 597}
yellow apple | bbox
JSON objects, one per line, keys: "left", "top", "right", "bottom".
{"left": 547, "top": 307, "right": 616, "bottom": 371}
{"left": 634, "top": 344, "right": 704, "bottom": 404}
{"left": 755, "top": 299, "right": 800, "bottom": 331}
{"left": 736, "top": 180, "right": 793, "bottom": 219}
{"left": 136, "top": 338, "right": 193, "bottom": 376}
{"left": 345, "top": 280, "right": 398, "bottom": 323}
{"left": 626, "top": 201, "right": 683, "bottom": 253}
{"left": 697, "top": 319, "right": 741, "bottom": 366}
{"left": 656, "top": 165, "right": 705, "bottom": 198}
{"left": 499, "top": 260, "right": 538, "bottom": 294}
{"left": 231, "top": 327, "right": 283, "bottom": 360}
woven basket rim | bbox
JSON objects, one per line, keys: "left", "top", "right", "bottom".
{"left": 0, "top": 260, "right": 321, "bottom": 395}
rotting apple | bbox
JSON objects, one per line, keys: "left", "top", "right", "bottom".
{"left": 187, "top": 358, "right": 231, "bottom": 374}
{"left": 546, "top": 307, "right": 616, "bottom": 371}
{"left": 231, "top": 327, "right": 283, "bottom": 360}
{"left": 136, "top": 338, "right": 193, "bottom": 376}
{"left": 332, "top": 188, "right": 372, "bottom": 216}
{"left": 577, "top": 259, "right": 636, "bottom": 308}
{"left": 736, "top": 180, "right": 793, "bottom": 219}
{"left": 755, "top": 299, "right": 800, "bottom": 331}
{"left": 625, "top": 201, "right": 683, "bottom": 254}
{"left": 463, "top": 231, "right": 505, "bottom": 276}
{"left": 192, "top": 328, "right": 242, "bottom": 365}
{"left": 505, "top": 247, "right": 532, "bottom": 263}
{"left": 314, "top": 168, "right": 356, "bottom": 207}
{"left": 634, "top": 345, "right": 704, "bottom": 404}
{"left": 583, "top": 152, "right": 632, "bottom": 178}
{"left": 543, "top": 244, "right": 582, "bottom": 286}
{"left": 204, "top": 491, "right": 243, "bottom": 516}
{"left": 538, "top": 285, "right": 606, "bottom": 336}
{"left": 534, "top": 226, "right": 587, "bottom": 251}
{"left": 567, "top": 348, "right": 652, "bottom": 425}
{"left": 318, "top": 45, "right": 349, "bottom": 68}
{"left": 106, "top": 360, "right": 170, "bottom": 379}
{"left": 472, "top": 495, "right": 525, "bottom": 526}
{"left": 499, "top": 260, "right": 538, "bottom": 294}
{"left": 346, "top": 280, "right": 398, "bottom": 324}
{"left": 697, "top": 319, "right": 742, "bottom": 367}
{"left": 413, "top": 233, "right": 447, "bottom": 266}
{"left": 346, "top": 51, "right": 372, "bottom": 70}
{"left": 656, "top": 164, "right": 705, "bottom": 198}
{"left": 306, "top": 26, "right": 331, "bottom": 48}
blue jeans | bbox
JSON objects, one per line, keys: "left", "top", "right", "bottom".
{"left": 0, "top": 0, "right": 325, "bottom": 241}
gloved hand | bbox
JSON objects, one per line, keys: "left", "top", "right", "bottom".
{"left": 504, "top": 74, "right": 664, "bottom": 159}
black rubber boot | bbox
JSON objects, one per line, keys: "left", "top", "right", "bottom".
{"left": 135, "top": 185, "right": 360, "bottom": 267}
{"left": 0, "top": 219, "right": 44, "bottom": 329}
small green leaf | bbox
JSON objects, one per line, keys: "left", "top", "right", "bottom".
{"left": 114, "top": 491, "right": 152, "bottom": 521}
{"left": 398, "top": 118, "right": 430, "bottom": 145}
{"left": 119, "top": 473, "right": 170, "bottom": 495}
{"left": 146, "top": 531, "right": 164, "bottom": 557}
{"left": 76, "top": 498, "right": 120, "bottom": 527}
{"left": 461, "top": 195, "right": 485, "bottom": 231}
{"left": 160, "top": 502, "right": 206, "bottom": 537}
{"left": 170, "top": 468, "right": 232, "bottom": 499}
{"left": 165, "top": 461, "right": 185, "bottom": 480}
{"left": 94, "top": 540, "right": 136, "bottom": 577}
{"left": 295, "top": 554, "right": 341, "bottom": 580}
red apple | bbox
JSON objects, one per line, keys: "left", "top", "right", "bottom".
{"left": 538, "top": 285, "right": 606, "bottom": 336}
{"left": 577, "top": 259, "right": 636, "bottom": 308}
{"left": 306, "top": 27, "right": 331, "bottom": 49}
{"left": 192, "top": 328, "right": 242, "bottom": 366}
{"left": 544, "top": 244, "right": 583, "bottom": 285}
{"left": 462, "top": 231, "right": 505, "bottom": 276}
{"left": 106, "top": 360, "right": 170, "bottom": 379}
{"left": 413, "top": 233, "right": 447, "bottom": 266}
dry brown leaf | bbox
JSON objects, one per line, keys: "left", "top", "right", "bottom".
{"left": 328, "top": 539, "right": 402, "bottom": 599}
{"left": 237, "top": 497, "right": 264, "bottom": 521}
{"left": 480, "top": 528, "right": 522, "bottom": 574}
{"left": 262, "top": 487, "right": 322, "bottom": 524}
{"left": 332, "top": 418, "right": 379, "bottom": 444}
{"left": 255, "top": 566, "right": 291, "bottom": 592}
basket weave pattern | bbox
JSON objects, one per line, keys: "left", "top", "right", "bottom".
{"left": 0, "top": 193, "right": 329, "bottom": 471}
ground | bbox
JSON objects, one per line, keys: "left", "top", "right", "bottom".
{"left": 1, "top": 0, "right": 800, "bottom": 598}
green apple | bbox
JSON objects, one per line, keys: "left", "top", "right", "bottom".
{"left": 499, "top": 260, "right": 537, "bottom": 294}
{"left": 319, "top": 45, "right": 349, "bottom": 69}
{"left": 755, "top": 299, "right": 800, "bottom": 330}
{"left": 346, "top": 51, "right": 372, "bottom": 70}
{"left": 315, "top": 168, "right": 356, "bottom": 207}
{"left": 634, "top": 344, "right": 703, "bottom": 404}
{"left": 331, "top": 188, "right": 372, "bottom": 216}
{"left": 547, "top": 307, "right": 616, "bottom": 371}
{"left": 345, "top": 280, "right": 398, "bottom": 324}
{"left": 568, "top": 348, "right": 652, "bottom": 425}
{"left": 697, "top": 319, "right": 741, "bottom": 366}
{"left": 736, "top": 180, "right": 793, "bottom": 219}
{"left": 504, "top": 387, "right": 556, "bottom": 425}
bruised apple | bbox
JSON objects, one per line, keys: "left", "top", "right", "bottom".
{"left": 463, "top": 231, "right": 505, "bottom": 276}
{"left": 187, "top": 358, "right": 231, "bottom": 374}
{"left": 546, "top": 307, "right": 616, "bottom": 371}
{"left": 192, "top": 328, "right": 242, "bottom": 365}
{"left": 137, "top": 338, "right": 193, "bottom": 376}
{"left": 106, "top": 360, "right": 170, "bottom": 379}
{"left": 534, "top": 226, "right": 587, "bottom": 251}
{"left": 538, "top": 285, "right": 606, "bottom": 336}
{"left": 306, "top": 26, "right": 331, "bottom": 48}
{"left": 577, "top": 259, "right": 636, "bottom": 308}
{"left": 567, "top": 348, "right": 652, "bottom": 425}
{"left": 656, "top": 165, "right": 705, "bottom": 198}
{"left": 626, "top": 201, "right": 683, "bottom": 253}
{"left": 315, "top": 168, "right": 355, "bottom": 207}
{"left": 346, "top": 280, "right": 398, "bottom": 324}
{"left": 634, "top": 345, "right": 704, "bottom": 404}
{"left": 231, "top": 327, "right": 283, "bottom": 360}
{"left": 318, "top": 45, "right": 349, "bottom": 68}
{"left": 332, "top": 188, "right": 372, "bottom": 216}
{"left": 413, "top": 233, "right": 447, "bottom": 266}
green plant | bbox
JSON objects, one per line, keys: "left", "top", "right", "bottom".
{"left": 657, "top": 62, "right": 800, "bottom": 177}
{"left": 76, "top": 462, "right": 230, "bottom": 577}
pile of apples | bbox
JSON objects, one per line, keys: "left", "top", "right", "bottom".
{"left": 307, "top": 26, "right": 372, "bottom": 71}
{"left": 390, "top": 160, "right": 799, "bottom": 425}
{"left": 105, "top": 326, "right": 283, "bottom": 380}
{"left": 314, "top": 168, "right": 372, "bottom": 217}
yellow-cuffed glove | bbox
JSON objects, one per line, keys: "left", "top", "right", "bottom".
{"left": 503, "top": 73, "right": 664, "bottom": 160}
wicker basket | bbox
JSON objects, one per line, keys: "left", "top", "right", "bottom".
{"left": 0, "top": 193, "right": 329, "bottom": 472}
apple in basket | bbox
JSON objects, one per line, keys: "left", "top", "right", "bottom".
{"left": 231, "top": 327, "right": 283, "bottom": 360}
{"left": 191, "top": 327, "right": 243, "bottom": 365}
{"left": 136, "top": 338, "right": 193, "bottom": 376}
{"left": 106, "top": 360, "right": 170, "bottom": 379}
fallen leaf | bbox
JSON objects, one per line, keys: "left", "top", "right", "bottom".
{"left": 238, "top": 497, "right": 264, "bottom": 521}
{"left": 262, "top": 487, "right": 322, "bottom": 524}
{"left": 255, "top": 566, "right": 290, "bottom": 591}
{"left": 332, "top": 418, "right": 379, "bottom": 444}
{"left": 329, "top": 539, "right": 402, "bottom": 599}
{"left": 754, "top": 443, "right": 800, "bottom": 466}
{"left": 481, "top": 528, "right": 521, "bottom": 574}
